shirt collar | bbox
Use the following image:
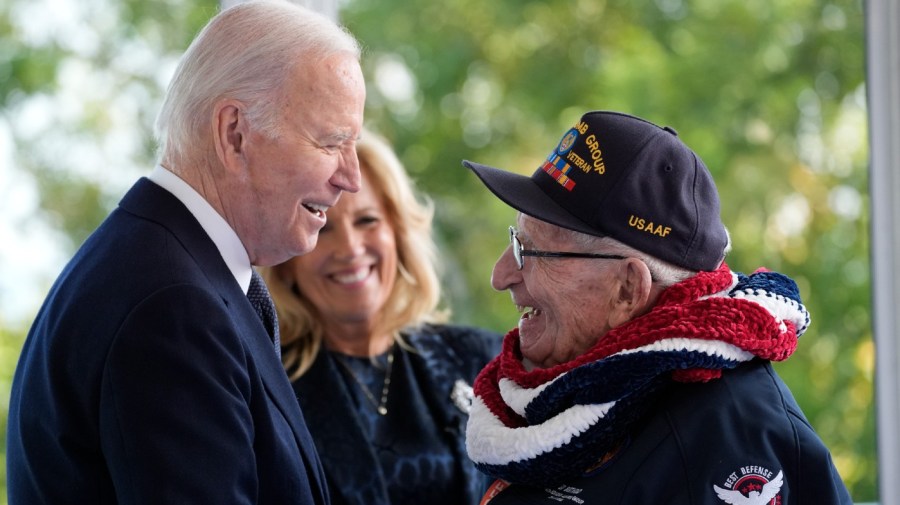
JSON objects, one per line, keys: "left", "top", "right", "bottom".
{"left": 148, "top": 165, "right": 253, "bottom": 293}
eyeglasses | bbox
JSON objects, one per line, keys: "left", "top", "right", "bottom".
{"left": 508, "top": 226, "right": 626, "bottom": 270}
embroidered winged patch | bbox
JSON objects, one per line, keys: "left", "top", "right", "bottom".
{"left": 713, "top": 470, "right": 784, "bottom": 505}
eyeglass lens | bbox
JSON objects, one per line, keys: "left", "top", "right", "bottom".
{"left": 509, "top": 226, "right": 524, "bottom": 269}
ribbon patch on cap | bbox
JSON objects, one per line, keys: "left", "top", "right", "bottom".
{"left": 541, "top": 153, "right": 576, "bottom": 191}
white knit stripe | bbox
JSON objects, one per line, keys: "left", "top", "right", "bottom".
{"left": 730, "top": 290, "right": 810, "bottom": 335}
{"left": 497, "top": 338, "right": 750, "bottom": 417}
{"left": 612, "top": 337, "right": 755, "bottom": 362}
{"left": 498, "top": 373, "right": 568, "bottom": 418}
{"left": 466, "top": 395, "right": 615, "bottom": 466}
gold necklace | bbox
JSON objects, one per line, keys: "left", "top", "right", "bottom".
{"left": 333, "top": 348, "right": 394, "bottom": 416}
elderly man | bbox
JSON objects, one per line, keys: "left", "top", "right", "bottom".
{"left": 7, "top": 1, "right": 364, "bottom": 503}
{"left": 463, "top": 111, "right": 851, "bottom": 504}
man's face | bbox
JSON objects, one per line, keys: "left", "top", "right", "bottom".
{"left": 491, "top": 214, "right": 622, "bottom": 369}
{"left": 236, "top": 53, "right": 366, "bottom": 266}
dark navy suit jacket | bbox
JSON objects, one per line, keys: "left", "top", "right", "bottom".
{"left": 7, "top": 178, "right": 330, "bottom": 504}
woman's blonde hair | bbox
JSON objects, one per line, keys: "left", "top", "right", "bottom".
{"left": 261, "top": 130, "right": 447, "bottom": 379}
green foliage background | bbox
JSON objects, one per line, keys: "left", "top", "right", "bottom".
{"left": 0, "top": 0, "right": 873, "bottom": 501}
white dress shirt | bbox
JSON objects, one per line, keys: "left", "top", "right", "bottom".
{"left": 147, "top": 165, "right": 254, "bottom": 294}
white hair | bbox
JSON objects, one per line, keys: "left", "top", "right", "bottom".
{"left": 154, "top": 0, "right": 361, "bottom": 164}
{"left": 565, "top": 228, "right": 717, "bottom": 288}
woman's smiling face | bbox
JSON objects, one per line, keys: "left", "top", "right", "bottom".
{"left": 286, "top": 169, "right": 397, "bottom": 336}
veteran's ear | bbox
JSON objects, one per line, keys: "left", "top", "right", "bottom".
{"left": 608, "top": 258, "right": 655, "bottom": 329}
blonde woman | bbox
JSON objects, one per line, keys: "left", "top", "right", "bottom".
{"left": 262, "top": 130, "right": 501, "bottom": 505}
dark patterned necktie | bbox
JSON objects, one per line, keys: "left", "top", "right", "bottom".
{"left": 247, "top": 269, "right": 281, "bottom": 359}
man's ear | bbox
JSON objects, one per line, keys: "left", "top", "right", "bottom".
{"left": 212, "top": 99, "right": 248, "bottom": 171}
{"left": 608, "top": 258, "right": 654, "bottom": 328}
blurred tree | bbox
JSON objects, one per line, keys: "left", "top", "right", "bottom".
{"left": 0, "top": 322, "right": 26, "bottom": 502}
{"left": 0, "top": 0, "right": 872, "bottom": 500}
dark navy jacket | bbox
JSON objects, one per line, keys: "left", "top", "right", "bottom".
{"left": 7, "top": 178, "right": 329, "bottom": 504}
{"left": 294, "top": 325, "right": 501, "bottom": 505}
{"left": 484, "top": 360, "right": 852, "bottom": 505}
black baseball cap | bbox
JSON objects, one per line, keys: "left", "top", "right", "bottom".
{"left": 463, "top": 111, "right": 728, "bottom": 271}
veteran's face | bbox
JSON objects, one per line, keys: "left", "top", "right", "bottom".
{"left": 491, "top": 214, "right": 623, "bottom": 369}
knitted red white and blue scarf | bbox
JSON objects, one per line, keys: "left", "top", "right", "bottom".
{"left": 465, "top": 263, "right": 809, "bottom": 487}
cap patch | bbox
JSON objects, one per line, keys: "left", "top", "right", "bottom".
{"left": 541, "top": 120, "right": 614, "bottom": 192}
{"left": 551, "top": 121, "right": 609, "bottom": 177}
{"left": 558, "top": 128, "right": 579, "bottom": 154}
